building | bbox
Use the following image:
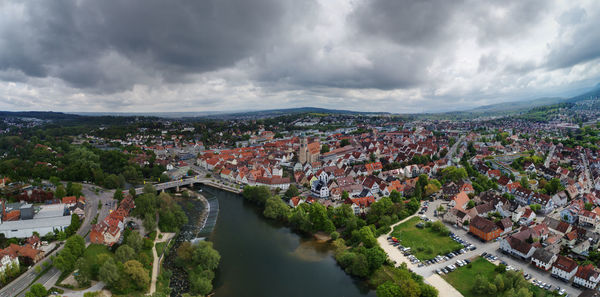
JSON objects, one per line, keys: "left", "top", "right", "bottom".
{"left": 531, "top": 248, "right": 557, "bottom": 270}
{"left": 552, "top": 255, "right": 578, "bottom": 281}
{"left": 469, "top": 216, "right": 502, "bottom": 241}
{"left": 574, "top": 264, "right": 600, "bottom": 289}
{"left": 90, "top": 196, "right": 135, "bottom": 246}
{"left": 500, "top": 235, "right": 536, "bottom": 260}
{"left": 0, "top": 202, "right": 71, "bottom": 238}
{"left": 0, "top": 251, "right": 18, "bottom": 277}
{"left": 298, "top": 138, "right": 320, "bottom": 164}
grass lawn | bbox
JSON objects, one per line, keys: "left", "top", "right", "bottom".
{"left": 155, "top": 242, "right": 167, "bottom": 257}
{"left": 390, "top": 217, "right": 462, "bottom": 260}
{"left": 443, "top": 257, "right": 556, "bottom": 297}
{"left": 443, "top": 257, "right": 497, "bottom": 297}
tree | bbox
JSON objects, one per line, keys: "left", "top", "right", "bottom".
{"left": 365, "top": 247, "right": 387, "bottom": 272}
{"left": 283, "top": 185, "right": 299, "bottom": 199}
{"left": 389, "top": 190, "right": 401, "bottom": 203}
{"left": 143, "top": 214, "right": 157, "bottom": 232}
{"left": 25, "top": 283, "right": 47, "bottom": 297}
{"left": 520, "top": 176, "right": 529, "bottom": 189}
{"left": 530, "top": 204, "right": 541, "bottom": 213}
{"left": 357, "top": 226, "right": 377, "bottom": 248}
{"left": 190, "top": 275, "right": 212, "bottom": 296}
{"left": 321, "top": 144, "right": 330, "bottom": 154}
{"left": 125, "top": 231, "right": 143, "bottom": 253}
{"left": 473, "top": 274, "right": 489, "bottom": 295}
{"left": 441, "top": 166, "right": 467, "bottom": 183}
{"left": 114, "top": 189, "right": 124, "bottom": 202}
{"left": 467, "top": 200, "right": 475, "bottom": 209}
{"left": 143, "top": 184, "right": 157, "bottom": 195}
{"left": 69, "top": 183, "right": 83, "bottom": 197}
{"left": 124, "top": 260, "right": 149, "bottom": 290}
{"left": 376, "top": 281, "right": 402, "bottom": 297}
{"left": 424, "top": 183, "right": 440, "bottom": 196}
{"left": 49, "top": 176, "right": 61, "bottom": 187}
{"left": 55, "top": 184, "right": 66, "bottom": 199}
{"left": 242, "top": 186, "right": 271, "bottom": 205}
{"left": 116, "top": 245, "right": 137, "bottom": 263}
{"left": 342, "top": 191, "right": 350, "bottom": 200}
{"left": 129, "top": 187, "right": 136, "bottom": 198}
{"left": 494, "top": 274, "right": 505, "bottom": 292}
{"left": 263, "top": 196, "right": 290, "bottom": 221}
{"left": 65, "top": 214, "right": 81, "bottom": 236}
{"left": 340, "top": 139, "right": 350, "bottom": 147}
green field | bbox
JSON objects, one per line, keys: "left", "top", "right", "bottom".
{"left": 443, "top": 257, "right": 497, "bottom": 296}
{"left": 390, "top": 217, "right": 462, "bottom": 260}
{"left": 443, "top": 257, "right": 557, "bottom": 297}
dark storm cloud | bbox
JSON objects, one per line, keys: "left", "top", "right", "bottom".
{"left": 0, "top": 0, "right": 299, "bottom": 91}
{"left": 351, "top": 0, "right": 464, "bottom": 47}
{"left": 546, "top": 6, "right": 600, "bottom": 70}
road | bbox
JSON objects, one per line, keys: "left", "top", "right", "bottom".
{"left": 379, "top": 201, "right": 581, "bottom": 297}
{"left": 544, "top": 145, "right": 555, "bottom": 168}
{"left": 580, "top": 151, "right": 593, "bottom": 193}
{"left": 0, "top": 184, "right": 116, "bottom": 297}
{"left": 447, "top": 135, "right": 465, "bottom": 164}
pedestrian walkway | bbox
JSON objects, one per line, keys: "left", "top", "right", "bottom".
{"left": 377, "top": 213, "right": 464, "bottom": 297}
{"left": 148, "top": 229, "right": 175, "bottom": 295}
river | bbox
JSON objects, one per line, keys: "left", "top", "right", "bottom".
{"left": 204, "top": 186, "right": 376, "bottom": 297}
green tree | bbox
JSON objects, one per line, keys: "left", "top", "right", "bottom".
{"left": 143, "top": 184, "right": 157, "bottom": 195}
{"left": 365, "top": 247, "right": 387, "bottom": 272}
{"left": 116, "top": 245, "right": 137, "bottom": 263}
{"left": 143, "top": 214, "right": 157, "bottom": 232}
{"left": 340, "top": 139, "right": 350, "bottom": 147}
{"left": 321, "top": 144, "right": 330, "bottom": 154}
{"left": 350, "top": 253, "right": 370, "bottom": 277}
{"left": 49, "top": 176, "right": 61, "bottom": 187}
{"left": 113, "top": 189, "right": 124, "bottom": 202}
{"left": 358, "top": 226, "right": 377, "bottom": 248}
{"left": 55, "top": 184, "right": 66, "bottom": 199}
{"left": 263, "top": 196, "right": 290, "bottom": 221}
{"left": 389, "top": 190, "right": 401, "bottom": 203}
{"left": 25, "top": 283, "right": 47, "bottom": 297}
{"left": 283, "top": 185, "right": 299, "bottom": 199}
{"left": 467, "top": 200, "right": 475, "bottom": 209}
{"left": 69, "top": 183, "right": 83, "bottom": 197}
{"left": 376, "top": 281, "right": 402, "bottom": 297}
{"left": 190, "top": 275, "right": 212, "bottom": 296}
{"left": 123, "top": 260, "right": 149, "bottom": 290}
{"left": 126, "top": 231, "right": 143, "bottom": 253}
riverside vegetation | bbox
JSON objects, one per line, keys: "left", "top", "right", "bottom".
{"left": 242, "top": 185, "right": 438, "bottom": 297}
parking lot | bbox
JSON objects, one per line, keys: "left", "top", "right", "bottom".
{"left": 383, "top": 200, "right": 582, "bottom": 297}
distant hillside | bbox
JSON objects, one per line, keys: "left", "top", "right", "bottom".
{"left": 565, "top": 83, "right": 600, "bottom": 103}
{"left": 468, "top": 97, "right": 565, "bottom": 113}
{"left": 0, "top": 111, "right": 83, "bottom": 120}
{"left": 200, "top": 107, "right": 390, "bottom": 119}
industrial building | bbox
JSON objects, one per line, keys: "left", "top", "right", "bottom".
{"left": 0, "top": 201, "right": 71, "bottom": 238}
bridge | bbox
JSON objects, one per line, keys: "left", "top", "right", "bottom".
{"left": 133, "top": 176, "right": 242, "bottom": 195}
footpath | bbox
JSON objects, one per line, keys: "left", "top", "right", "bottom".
{"left": 376, "top": 214, "right": 463, "bottom": 297}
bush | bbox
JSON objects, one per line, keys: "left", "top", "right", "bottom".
{"left": 330, "top": 231, "right": 339, "bottom": 240}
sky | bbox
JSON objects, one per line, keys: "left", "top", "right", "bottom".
{"left": 1, "top": 0, "right": 600, "bottom": 113}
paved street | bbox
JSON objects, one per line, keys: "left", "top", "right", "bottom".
{"left": 0, "top": 184, "right": 116, "bottom": 296}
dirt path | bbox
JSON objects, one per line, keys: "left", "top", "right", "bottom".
{"left": 148, "top": 229, "right": 175, "bottom": 295}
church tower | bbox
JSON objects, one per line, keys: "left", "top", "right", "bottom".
{"left": 299, "top": 137, "right": 308, "bottom": 164}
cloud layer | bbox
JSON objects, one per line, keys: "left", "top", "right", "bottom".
{"left": 0, "top": 0, "right": 599, "bottom": 113}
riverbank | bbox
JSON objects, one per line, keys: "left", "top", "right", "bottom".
{"left": 195, "top": 193, "right": 210, "bottom": 232}
{"left": 209, "top": 187, "right": 376, "bottom": 297}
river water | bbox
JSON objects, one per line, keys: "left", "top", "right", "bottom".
{"left": 204, "top": 186, "right": 376, "bottom": 297}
